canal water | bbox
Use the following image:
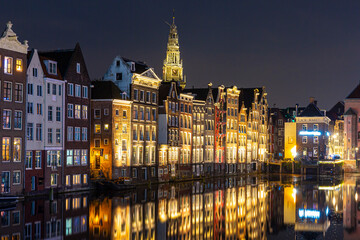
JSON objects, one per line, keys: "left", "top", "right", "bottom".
{"left": 1, "top": 174, "right": 359, "bottom": 240}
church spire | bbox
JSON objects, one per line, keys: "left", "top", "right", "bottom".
{"left": 163, "top": 12, "right": 185, "bottom": 89}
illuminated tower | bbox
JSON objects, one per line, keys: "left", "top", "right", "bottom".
{"left": 163, "top": 14, "right": 185, "bottom": 88}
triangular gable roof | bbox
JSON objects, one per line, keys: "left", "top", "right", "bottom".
{"left": 346, "top": 83, "right": 360, "bottom": 99}
{"left": 298, "top": 103, "right": 324, "bottom": 117}
{"left": 158, "top": 82, "right": 173, "bottom": 105}
{"left": 140, "top": 68, "right": 161, "bottom": 81}
{"left": 344, "top": 107, "right": 357, "bottom": 116}
{"left": 39, "top": 47, "right": 74, "bottom": 78}
{"left": 37, "top": 54, "right": 63, "bottom": 80}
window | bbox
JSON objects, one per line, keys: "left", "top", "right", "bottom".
{"left": 35, "top": 151, "right": 41, "bottom": 169}
{"left": 66, "top": 150, "right": 73, "bottom": 166}
{"left": 56, "top": 107, "right": 61, "bottom": 121}
{"left": 81, "top": 149, "right": 88, "bottom": 165}
{"left": 13, "top": 171, "right": 20, "bottom": 185}
{"left": 314, "top": 136, "right": 319, "bottom": 144}
{"left": 68, "top": 83, "right": 73, "bottom": 96}
{"left": 75, "top": 105, "right": 81, "bottom": 119}
{"left": 67, "top": 127, "right": 73, "bottom": 141}
{"left": 36, "top": 124, "right": 42, "bottom": 141}
{"left": 75, "top": 84, "right": 81, "bottom": 97}
{"left": 302, "top": 124, "right": 307, "bottom": 131}
{"left": 37, "top": 103, "right": 43, "bottom": 115}
{"left": 104, "top": 108, "right": 109, "bottom": 115}
{"left": 59, "top": 85, "right": 62, "bottom": 95}
{"left": 12, "top": 211, "right": 20, "bottom": 225}
{"left": 47, "top": 150, "right": 61, "bottom": 167}
{"left": 82, "top": 127, "right": 88, "bottom": 141}
{"left": 27, "top": 102, "right": 33, "bottom": 114}
{"left": 74, "top": 127, "right": 80, "bottom": 141}
{"left": 4, "top": 56, "right": 13, "bottom": 74}
{"left": 116, "top": 72, "right": 122, "bottom": 80}
{"left": 36, "top": 85, "right": 42, "bottom": 96}
{"left": 83, "top": 174, "right": 88, "bottom": 184}
{"left": 26, "top": 151, "right": 33, "bottom": 169}
{"left": 133, "top": 107, "right": 138, "bottom": 119}
{"left": 66, "top": 175, "right": 71, "bottom": 186}
{"left": 94, "top": 109, "right": 101, "bottom": 119}
{"left": 94, "top": 124, "right": 101, "bottom": 134}
{"left": 27, "top": 123, "right": 34, "bottom": 140}
{"left": 74, "top": 150, "right": 80, "bottom": 165}
{"left": 67, "top": 104, "right": 73, "bottom": 118}
{"left": 33, "top": 68, "right": 38, "bottom": 77}
{"left": 146, "top": 108, "right": 150, "bottom": 120}
{"left": 104, "top": 124, "right": 109, "bottom": 131}
{"left": 48, "top": 106, "right": 53, "bottom": 121}
{"left": 73, "top": 174, "right": 81, "bottom": 185}
{"left": 152, "top": 92, "right": 156, "bottom": 103}
{"left": 47, "top": 83, "right": 51, "bottom": 94}
{"left": 313, "top": 124, "right": 318, "bottom": 131}
{"left": 52, "top": 84, "right": 56, "bottom": 95}
{"left": 76, "top": 63, "right": 81, "bottom": 73}
{"left": 146, "top": 91, "right": 150, "bottom": 102}
{"left": 94, "top": 139, "right": 100, "bottom": 148}
{"left": 152, "top": 109, "right": 156, "bottom": 121}
{"left": 122, "top": 124, "right": 127, "bottom": 133}
{"left": 82, "top": 105, "right": 88, "bottom": 119}
{"left": 302, "top": 136, "right": 307, "bottom": 144}
{"left": 140, "top": 107, "right": 144, "bottom": 120}
{"left": 3, "top": 81, "right": 12, "bottom": 101}
{"left": 48, "top": 128, "right": 53, "bottom": 144}
{"left": 56, "top": 129, "right": 61, "bottom": 143}
{"left": 115, "top": 109, "right": 119, "bottom": 116}
{"left": 82, "top": 86, "right": 88, "bottom": 98}
{"left": 133, "top": 89, "right": 138, "bottom": 101}
{"left": 13, "top": 138, "right": 21, "bottom": 162}
{"left": 49, "top": 61, "right": 57, "bottom": 75}
{"left": 104, "top": 139, "right": 109, "bottom": 145}
{"left": 14, "top": 83, "right": 23, "bottom": 102}
{"left": 2, "top": 109, "right": 11, "bottom": 129}
{"left": 14, "top": 111, "right": 22, "bottom": 129}
{"left": 51, "top": 174, "right": 57, "bottom": 186}
{"left": 140, "top": 90, "right": 144, "bottom": 101}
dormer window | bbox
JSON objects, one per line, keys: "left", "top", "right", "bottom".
{"left": 76, "top": 63, "right": 80, "bottom": 73}
{"left": 130, "top": 62, "right": 135, "bottom": 71}
{"left": 116, "top": 60, "right": 120, "bottom": 67}
{"left": 49, "top": 61, "right": 57, "bottom": 75}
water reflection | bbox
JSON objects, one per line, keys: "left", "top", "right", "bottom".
{"left": 3, "top": 176, "right": 360, "bottom": 239}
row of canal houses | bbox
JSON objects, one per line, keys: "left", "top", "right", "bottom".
{"left": 0, "top": 22, "right": 90, "bottom": 195}
{"left": 0, "top": 19, "right": 269, "bottom": 195}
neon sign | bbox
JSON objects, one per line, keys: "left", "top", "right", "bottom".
{"left": 298, "top": 209, "right": 320, "bottom": 219}
{"left": 299, "top": 131, "right": 321, "bottom": 136}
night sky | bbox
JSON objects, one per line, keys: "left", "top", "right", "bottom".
{"left": 2, "top": 1, "right": 360, "bottom": 109}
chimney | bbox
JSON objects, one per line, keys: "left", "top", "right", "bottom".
{"left": 295, "top": 104, "right": 299, "bottom": 117}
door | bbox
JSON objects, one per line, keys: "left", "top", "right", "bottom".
{"left": 95, "top": 155, "right": 100, "bottom": 169}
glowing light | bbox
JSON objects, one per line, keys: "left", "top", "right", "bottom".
{"left": 291, "top": 146, "right": 297, "bottom": 158}
{"left": 356, "top": 192, "right": 358, "bottom": 202}
{"left": 326, "top": 207, "right": 329, "bottom": 216}
{"left": 299, "top": 131, "right": 321, "bottom": 136}
{"left": 298, "top": 209, "right": 320, "bottom": 219}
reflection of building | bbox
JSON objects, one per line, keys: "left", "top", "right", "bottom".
{"left": 0, "top": 21, "right": 28, "bottom": 195}
{"left": 90, "top": 81, "right": 132, "bottom": 179}
{"left": 269, "top": 108, "right": 286, "bottom": 160}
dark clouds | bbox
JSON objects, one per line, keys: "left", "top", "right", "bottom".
{"left": 2, "top": 0, "right": 360, "bottom": 109}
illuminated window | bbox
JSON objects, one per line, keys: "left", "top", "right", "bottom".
{"left": 65, "top": 218, "right": 72, "bottom": 235}
{"left": 104, "top": 139, "right": 109, "bottom": 145}
{"left": 314, "top": 136, "right": 319, "bottom": 144}
{"left": 123, "top": 110, "right": 127, "bottom": 118}
{"left": 4, "top": 56, "right": 13, "bottom": 74}
{"left": 13, "top": 171, "right": 20, "bottom": 185}
{"left": 104, "top": 124, "right": 109, "bottom": 131}
{"left": 94, "top": 109, "right": 101, "bottom": 119}
{"left": 13, "top": 138, "right": 21, "bottom": 162}
{"left": 66, "top": 175, "right": 71, "bottom": 186}
{"left": 51, "top": 174, "right": 57, "bottom": 186}
{"left": 81, "top": 149, "right": 87, "bottom": 165}
{"left": 82, "top": 105, "right": 88, "bottom": 119}
{"left": 3, "top": 81, "right": 12, "bottom": 101}
{"left": 65, "top": 198, "right": 70, "bottom": 210}
{"left": 83, "top": 174, "right": 88, "bottom": 184}
{"left": 66, "top": 150, "right": 73, "bottom": 166}
{"left": 35, "top": 151, "right": 41, "bottom": 168}
{"left": 94, "top": 124, "right": 101, "bottom": 134}
{"left": 75, "top": 105, "right": 81, "bottom": 119}
{"left": 313, "top": 124, "right": 318, "bottom": 131}
{"left": 302, "top": 136, "right": 307, "bottom": 144}
{"left": 74, "top": 150, "right": 80, "bottom": 165}
{"left": 73, "top": 175, "right": 81, "bottom": 185}
{"left": 302, "top": 124, "right": 307, "bottom": 131}
{"left": 2, "top": 137, "right": 10, "bottom": 162}
{"left": 72, "top": 197, "right": 81, "bottom": 208}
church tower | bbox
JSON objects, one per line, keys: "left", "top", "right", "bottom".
{"left": 163, "top": 14, "right": 186, "bottom": 89}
